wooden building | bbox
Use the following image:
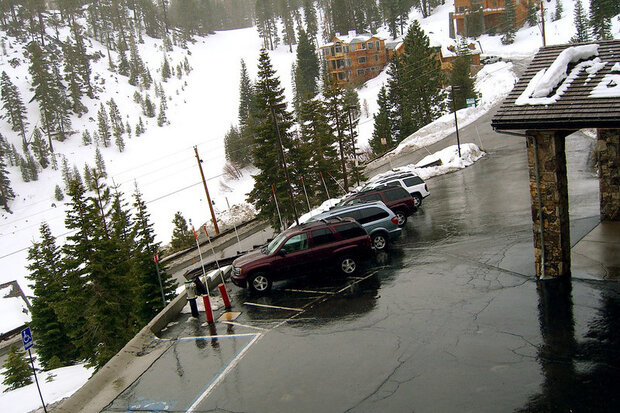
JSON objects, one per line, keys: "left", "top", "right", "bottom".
{"left": 452, "top": 0, "right": 533, "bottom": 36}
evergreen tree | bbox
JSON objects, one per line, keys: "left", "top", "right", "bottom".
{"left": 31, "top": 127, "right": 49, "bottom": 169}
{"left": 83, "top": 164, "right": 94, "bottom": 190}
{"left": 303, "top": 0, "right": 318, "bottom": 41}
{"left": 97, "top": 104, "right": 112, "bottom": 147}
{"left": 450, "top": 38, "right": 477, "bottom": 111}
{"left": 62, "top": 41, "right": 87, "bottom": 116}
{"left": 0, "top": 144, "right": 15, "bottom": 211}
{"left": 527, "top": 0, "right": 538, "bottom": 27}
{"left": 19, "top": 155, "right": 31, "bottom": 183}
{"left": 370, "top": 86, "right": 394, "bottom": 155}
{"left": 298, "top": 98, "right": 340, "bottom": 201}
{"left": 0, "top": 71, "right": 28, "bottom": 145}
{"left": 1, "top": 345, "right": 32, "bottom": 391}
{"left": 170, "top": 211, "right": 194, "bottom": 252}
{"left": 157, "top": 95, "right": 168, "bottom": 126}
{"left": 25, "top": 151, "right": 39, "bottom": 181}
{"left": 323, "top": 82, "right": 351, "bottom": 192}
{"left": 280, "top": 0, "right": 296, "bottom": 53}
{"left": 553, "top": 0, "right": 563, "bottom": 21}
{"left": 294, "top": 29, "right": 320, "bottom": 106}
{"left": 589, "top": 0, "right": 616, "bottom": 40}
{"left": 143, "top": 94, "right": 156, "bottom": 118}
{"left": 95, "top": 147, "right": 107, "bottom": 178}
{"left": 61, "top": 157, "right": 72, "bottom": 188}
{"left": 161, "top": 54, "right": 171, "bottom": 81}
{"left": 501, "top": 0, "right": 517, "bottom": 44}
{"left": 54, "top": 184, "right": 64, "bottom": 201}
{"left": 224, "top": 125, "right": 252, "bottom": 167}
{"left": 82, "top": 130, "right": 92, "bottom": 146}
{"left": 26, "top": 222, "right": 77, "bottom": 368}
{"left": 571, "top": 0, "right": 591, "bottom": 43}
{"left": 238, "top": 60, "right": 254, "bottom": 128}
{"left": 132, "top": 187, "right": 177, "bottom": 323}
{"left": 247, "top": 49, "right": 301, "bottom": 229}
{"left": 387, "top": 21, "right": 446, "bottom": 142}
{"left": 107, "top": 99, "right": 125, "bottom": 143}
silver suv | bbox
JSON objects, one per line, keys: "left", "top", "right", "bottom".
{"left": 308, "top": 201, "right": 401, "bottom": 251}
{"left": 368, "top": 172, "right": 429, "bottom": 207}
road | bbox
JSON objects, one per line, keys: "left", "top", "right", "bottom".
{"left": 102, "top": 105, "right": 620, "bottom": 412}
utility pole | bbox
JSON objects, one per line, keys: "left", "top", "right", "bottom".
{"left": 193, "top": 146, "right": 220, "bottom": 235}
{"left": 540, "top": 1, "right": 546, "bottom": 47}
{"left": 269, "top": 101, "right": 300, "bottom": 226}
{"left": 450, "top": 86, "right": 462, "bottom": 158}
{"left": 347, "top": 106, "right": 361, "bottom": 187}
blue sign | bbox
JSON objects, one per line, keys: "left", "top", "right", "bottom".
{"left": 21, "top": 327, "right": 34, "bottom": 351}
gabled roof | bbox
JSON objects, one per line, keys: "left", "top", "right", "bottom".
{"left": 320, "top": 30, "right": 386, "bottom": 48}
{"left": 491, "top": 40, "right": 620, "bottom": 131}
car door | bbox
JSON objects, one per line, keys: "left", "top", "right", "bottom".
{"left": 308, "top": 227, "right": 339, "bottom": 267}
{"left": 271, "top": 232, "right": 312, "bottom": 278}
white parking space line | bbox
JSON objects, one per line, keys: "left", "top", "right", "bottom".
{"left": 243, "top": 302, "right": 304, "bottom": 312}
{"left": 336, "top": 271, "right": 378, "bottom": 294}
{"left": 219, "top": 321, "right": 269, "bottom": 331}
{"left": 282, "top": 288, "right": 337, "bottom": 295}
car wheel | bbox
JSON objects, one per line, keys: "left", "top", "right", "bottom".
{"left": 371, "top": 233, "right": 388, "bottom": 251}
{"left": 395, "top": 210, "right": 407, "bottom": 227}
{"left": 412, "top": 194, "right": 422, "bottom": 208}
{"left": 249, "top": 272, "right": 272, "bottom": 294}
{"left": 339, "top": 256, "right": 357, "bottom": 275}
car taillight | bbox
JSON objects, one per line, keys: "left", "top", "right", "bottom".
{"left": 391, "top": 216, "right": 399, "bottom": 225}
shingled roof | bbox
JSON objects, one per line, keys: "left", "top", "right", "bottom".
{"left": 491, "top": 40, "right": 620, "bottom": 131}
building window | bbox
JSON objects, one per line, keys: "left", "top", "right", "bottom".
{"left": 358, "top": 56, "right": 366, "bottom": 64}
{"left": 338, "top": 72, "right": 346, "bottom": 81}
{"left": 335, "top": 45, "right": 342, "bottom": 53}
{"left": 374, "top": 54, "right": 379, "bottom": 62}
{"left": 337, "top": 59, "right": 345, "bottom": 69}
{"left": 351, "top": 44, "right": 356, "bottom": 51}
{"left": 361, "top": 42, "right": 366, "bottom": 49}
{"left": 345, "top": 58, "right": 352, "bottom": 67}
{"left": 376, "top": 41, "right": 380, "bottom": 51}
{"left": 323, "top": 48, "right": 329, "bottom": 56}
{"left": 344, "top": 46, "right": 349, "bottom": 53}
{"left": 368, "top": 42, "right": 374, "bottom": 49}
{"left": 357, "top": 69, "right": 365, "bottom": 76}
{"left": 331, "top": 60, "right": 336, "bottom": 69}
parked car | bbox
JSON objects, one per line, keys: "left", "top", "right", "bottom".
{"left": 231, "top": 218, "right": 371, "bottom": 293}
{"left": 369, "top": 173, "right": 430, "bottom": 207}
{"left": 340, "top": 185, "right": 417, "bottom": 227}
{"left": 308, "top": 201, "right": 401, "bottom": 251}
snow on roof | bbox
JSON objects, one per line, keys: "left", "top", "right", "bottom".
{"left": 590, "top": 72, "right": 620, "bottom": 98}
{"left": 322, "top": 30, "right": 386, "bottom": 47}
{"left": 0, "top": 285, "right": 30, "bottom": 335}
{"left": 516, "top": 44, "right": 603, "bottom": 105}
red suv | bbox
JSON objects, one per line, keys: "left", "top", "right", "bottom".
{"left": 341, "top": 185, "right": 417, "bottom": 227}
{"left": 231, "top": 218, "right": 371, "bottom": 293}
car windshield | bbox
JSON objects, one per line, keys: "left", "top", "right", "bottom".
{"left": 263, "top": 232, "right": 288, "bottom": 254}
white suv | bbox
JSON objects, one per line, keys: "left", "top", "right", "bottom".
{"left": 367, "top": 173, "right": 430, "bottom": 207}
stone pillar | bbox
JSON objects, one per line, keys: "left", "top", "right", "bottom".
{"left": 526, "top": 131, "right": 571, "bottom": 278}
{"left": 596, "top": 129, "right": 619, "bottom": 221}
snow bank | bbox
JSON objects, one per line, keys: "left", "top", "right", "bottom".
{"left": 0, "top": 286, "right": 30, "bottom": 335}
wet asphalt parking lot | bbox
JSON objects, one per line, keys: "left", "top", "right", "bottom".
{"left": 104, "top": 129, "right": 620, "bottom": 412}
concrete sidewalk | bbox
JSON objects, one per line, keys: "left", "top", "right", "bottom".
{"left": 572, "top": 221, "right": 620, "bottom": 281}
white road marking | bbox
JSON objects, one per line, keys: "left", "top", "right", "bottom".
{"left": 243, "top": 302, "right": 304, "bottom": 311}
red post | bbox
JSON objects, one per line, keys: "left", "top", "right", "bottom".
{"left": 202, "top": 295, "right": 214, "bottom": 324}
{"left": 218, "top": 283, "right": 231, "bottom": 309}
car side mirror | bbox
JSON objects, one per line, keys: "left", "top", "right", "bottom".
{"left": 278, "top": 249, "right": 287, "bottom": 257}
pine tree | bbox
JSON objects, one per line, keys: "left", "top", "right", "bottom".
{"left": 1, "top": 345, "right": 32, "bottom": 391}
{"left": 54, "top": 184, "right": 64, "bottom": 201}
{"left": 83, "top": 164, "right": 94, "bottom": 190}
{"left": 97, "top": 104, "right": 112, "bottom": 147}
{"left": 589, "top": 0, "right": 616, "bottom": 40}
{"left": 20, "top": 155, "right": 31, "bottom": 183}
{"left": 238, "top": 59, "right": 254, "bottom": 128}
{"left": 571, "top": 0, "right": 591, "bottom": 43}
{"left": 95, "top": 148, "right": 107, "bottom": 178}
{"left": 61, "top": 157, "right": 72, "bottom": 187}
{"left": 247, "top": 49, "right": 302, "bottom": 229}
{"left": 451, "top": 38, "right": 477, "bottom": 111}
{"left": 132, "top": 187, "right": 177, "bottom": 323}
{"left": 501, "top": 0, "right": 517, "bottom": 44}
{"left": 280, "top": 0, "right": 296, "bottom": 53}
{"left": 31, "top": 127, "right": 49, "bottom": 169}
{"left": 62, "top": 41, "right": 87, "bottom": 116}
{"left": 0, "top": 144, "right": 15, "bottom": 211}
{"left": 224, "top": 125, "right": 252, "bottom": 167}
{"left": 161, "top": 54, "right": 171, "bottom": 81}
{"left": 26, "top": 222, "right": 77, "bottom": 368}
{"left": 294, "top": 29, "right": 320, "bottom": 106}
{"left": 553, "top": 0, "right": 563, "bottom": 21}
{"left": 126, "top": 121, "right": 132, "bottom": 139}
{"left": 323, "top": 82, "right": 352, "bottom": 192}
{"left": 107, "top": 99, "right": 125, "bottom": 143}
{"left": 25, "top": 151, "right": 39, "bottom": 181}
{"left": 170, "top": 211, "right": 194, "bottom": 252}
{"left": 303, "top": 0, "right": 318, "bottom": 41}
{"left": 527, "top": 0, "right": 538, "bottom": 27}
{"left": 298, "top": 98, "right": 341, "bottom": 201}
{"left": 157, "top": 95, "right": 168, "bottom": 126}
{"left": 0, "top": 71, "right": 28, "bottom": 146}
{"left": 387, "top": 21, "right": 446, "bottom": 142}
{"left": 82, "top": 130, "right": 92, "bottom": 146}
{"left": 143, "top": 94, "right": 155, "bottom": 118}
{"left": 370, "top": 86, "right": 394, "bottom": 155}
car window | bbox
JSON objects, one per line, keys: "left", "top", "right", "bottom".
{"left": 265, "top": 232, "right": 288, "bottom": 254}
{"left": 334, "top": 223, "right": 366, "bottom": 239}
{"left": 281, "top": 233, "right": 309, "bottom": 253}
{"left": 311, "top": 228, "right": 336, "bottom": 246}
{"left": 384, "top": 187, "right": 408, "bottom": 201}
{"left": 334, "top": 210, "right": 361, "bottom": 221}
{"left": 357, "top": 207, "right": 389, "bottom": 224}
{"left": 362, "top": 193, "right": 382, "bottom": 202}
{"left": 403, "top": 176, "right": 423, "bottom": 186}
